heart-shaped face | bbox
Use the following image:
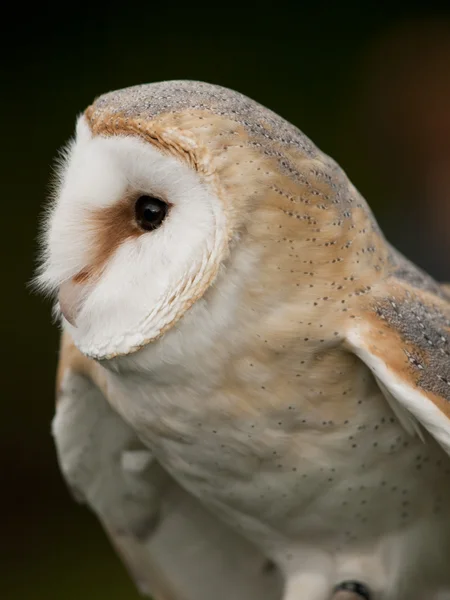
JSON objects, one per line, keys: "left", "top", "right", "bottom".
{"left": 37, "top": 115, "right": 229, "bottom": 360}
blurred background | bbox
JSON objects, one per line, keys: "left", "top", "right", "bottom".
{"left": 2, "top": 3, "right": 450, "bottom": 599}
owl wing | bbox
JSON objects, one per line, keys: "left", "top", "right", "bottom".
{"left": 345, "top": 275, "right": 450, "bottom": 456}
{"left": 54, "top": 331, "right": 282, "bottom": 600}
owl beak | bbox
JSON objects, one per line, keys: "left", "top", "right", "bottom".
{"left": 58, "top": 278, "right": 85, "bottom": 326}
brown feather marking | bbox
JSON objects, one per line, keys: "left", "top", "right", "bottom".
{"left": 84, "top": 107, "right": 204, "bottom": 174}
{"left": 82, "top": 192, "right": 146, "bottom": 280}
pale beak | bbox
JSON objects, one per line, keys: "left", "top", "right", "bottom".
{"left": 58, "top": 278, "right": 86, "bottom": 326}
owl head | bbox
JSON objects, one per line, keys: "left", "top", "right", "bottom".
{"left": 36, "top": 80, "right": 380, "bottom": 361}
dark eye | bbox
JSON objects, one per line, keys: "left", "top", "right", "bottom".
{"left": 135, "top": 196, "right": 169, "bottom": 231}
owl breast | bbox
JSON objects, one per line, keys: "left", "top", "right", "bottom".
{"left": 104, "top": 342, "right": 450, "bottom": 583}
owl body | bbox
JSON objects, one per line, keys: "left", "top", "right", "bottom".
{"left": 101, "top": 271, "right": 450, "bottom": 598}
{"left": 39, "top": 81, "right": 450, "bottom": 600}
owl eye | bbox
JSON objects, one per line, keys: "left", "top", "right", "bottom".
{"left": 135, "top": 196, "right": 169, "bottom": 231}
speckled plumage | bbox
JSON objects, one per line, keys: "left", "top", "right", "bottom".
{"left": 372, "top": 291, "right": 450, "bottom": 402}
{"left": 43, "top": 81, "right": 450, "bottom": 600}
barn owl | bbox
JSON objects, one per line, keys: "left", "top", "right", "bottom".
{"left": 36, "top": 81, "right": 450, "bottom": 600}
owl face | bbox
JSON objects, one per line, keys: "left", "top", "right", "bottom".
{"left": 38, "top": 116, "right": 229, "bottom": 359}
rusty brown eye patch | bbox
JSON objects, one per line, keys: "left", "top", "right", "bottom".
{"left": 72, "top": 192, "right": 169, "bottom": 285}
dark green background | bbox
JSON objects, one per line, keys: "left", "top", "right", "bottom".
{"left": 2, "top": 4, "right": 450, "bottom": 599}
